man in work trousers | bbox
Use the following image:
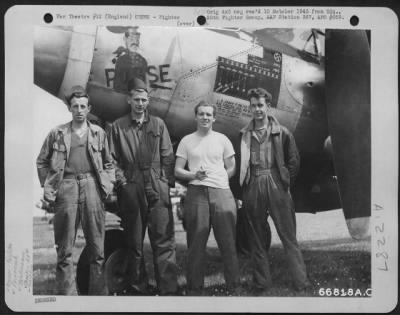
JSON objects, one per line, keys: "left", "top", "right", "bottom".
{"left": 108, "top": 78, "right": 178, "bottom": 295}
{"left": 175, "top": 100, "right": 240, "bottom": 295}
{"left": 239, "top": 87, "right": 311, "bottom": 293}
{"left": 36, "top": 85, "right": 115, "bottom": 295}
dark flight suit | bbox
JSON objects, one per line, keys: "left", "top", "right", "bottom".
{"left": 114, "top": 52, "right": 148, "bottom": 94}
{"left": 240, "top": 116, "right": 310, "bottom": 291}
{"left": 108, "top": 113, "right": 177, "bottom": 295}
{"left": 36, "top": 122, "right": 115, "bottom": 295}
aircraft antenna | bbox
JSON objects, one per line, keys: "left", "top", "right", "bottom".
{"left": 178, "top": 44, "right": 261, "bottom": 81}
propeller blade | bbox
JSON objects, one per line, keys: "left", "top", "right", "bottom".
{"left": 325, "top": 30, "right": 371, "bottom": 239}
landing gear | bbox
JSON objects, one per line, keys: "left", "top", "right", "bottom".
{"left": 104, "top": 248, "right": 132, "bottom": 295}
{"left": 76, "top": 229, "right": 126, "bottom": 295}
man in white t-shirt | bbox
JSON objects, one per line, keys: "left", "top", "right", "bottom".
{"left": 175, "top": 100, "right": 240, "bottom": 295}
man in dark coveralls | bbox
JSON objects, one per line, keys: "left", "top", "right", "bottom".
{"left": 239, "top": 87, "right": 311, "bottom": 293}
{"left": 36, "top": 85, "right": 115, "bottom": 295}
{"left": 108, "top": 78, "right": 178, "bottom": 295}
{"left": 113, "top": 26, "right": 148, "bottom": 93}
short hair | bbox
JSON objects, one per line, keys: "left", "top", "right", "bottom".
{"left": 194, "top": 100, "right": 217, "bottom": 116}
{"left": 247, "top": 88, "right": 272, "bottom": 102}
{"left": 65, "top": 85, "right": 89, "bottom": 106}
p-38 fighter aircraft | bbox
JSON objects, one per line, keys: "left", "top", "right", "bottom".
{"left": 34, "top": 25, "right": 371, "bottom": 294}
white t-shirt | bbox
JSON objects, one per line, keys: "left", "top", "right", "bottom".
{"left": 176, "top": 131, "right": 235, "bottom": 189}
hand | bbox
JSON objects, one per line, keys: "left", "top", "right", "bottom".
{"left": 38, "top": 198, "right": 55, "bottom": 213}
{"left": 104, "top": 191, "right": 119, "bottom": 214}
{"left": 117, "top": 182, "right": 128, "bottom": 194}
{"left": 120, "top": 181, "right": 128, "bottom": 188}
{"left": 104, "top": 191, "right": 118, "bottom": 204}
{"left": 194, "top": 168, "right": 208, "bottom": 181}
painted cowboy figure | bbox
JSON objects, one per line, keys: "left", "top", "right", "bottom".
{"left": 113, "top": 26, "right": 148, "bottom": 93}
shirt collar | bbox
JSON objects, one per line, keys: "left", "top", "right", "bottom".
{"left": 57, "top": 120, "right": 97, "bottom": 135}
{"left": 131, "top": 111, "right": 149, "bottom": 125}
{"left": 241, "top": 115, "right": 281, "bottom": 135}
{"left": 248, "top": 118, "right": 269, "bottom": 131}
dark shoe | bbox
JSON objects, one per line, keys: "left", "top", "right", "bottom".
{"left": 158, "top": 288, "right": 179, "bottom": 296}
{"left": 254, "top": 286, "right": 271, "bottom": 296}
{"left": 294, "top": 280, "right": 313, "bottom": 292}
{"left": 126, "top": 285, "right": 149, "bottom": 296}
{"left": 186, "top": 288, "right": 206, "bottom": 296}
{"left": 159, "top": 292, "right": 177, "bottom": 296}
{"left": 227, "top": 287, "right": 244, "bottom": 296}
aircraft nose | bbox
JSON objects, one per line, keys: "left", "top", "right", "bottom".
{"left": 284, "top": 58, "right": 324, "bottom": 108}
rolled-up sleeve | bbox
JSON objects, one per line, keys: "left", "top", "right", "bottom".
{"left": 102, "top": 132, "right": 116, "bottom": 184}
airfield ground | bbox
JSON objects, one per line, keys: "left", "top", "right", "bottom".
{"left": 33, "top": 209, "right": 370, "bottom": 297}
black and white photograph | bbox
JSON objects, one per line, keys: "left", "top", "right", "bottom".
{"left": 4, "top": 5, "right": 398, "bottom": 313}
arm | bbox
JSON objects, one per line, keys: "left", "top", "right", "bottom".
{"left": 159, "top": 121, "right": 175, "bottom": 187}
{"left": 36, "top": 131, "right": 54, "bottom": 187}
{"left": 174, "top": 157, "right": 207, "bottom": 182}
{"left": 107, "top": 123, "right": 128, "bottom": 188}
{"left": 224, "top": 155, "right": 236, "bottom": 179}
{"left": 102, "top": 133, "right": 116, "bottom": 184}
{"left": 283, "top": 129, "right": 300, "bottom": 185}
{"left": 223, "top": 135, "right": 236, "bottom": 179}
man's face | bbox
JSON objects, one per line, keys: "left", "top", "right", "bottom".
{"left": 195, "top": 105, "right": 216, "bottom": 130}
{"left": 250, "top": 96, "right": 270, "bottom": 121}
{"left": 69, "top": 96, "right": 90, "bottom": 123}
{"left": 125, "top": 28, "right": 140, "bottom": 52}
{"left": 128, "top": 90, "right": 148, "bottom": 116}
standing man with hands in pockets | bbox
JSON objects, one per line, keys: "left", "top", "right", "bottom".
{"left": 175, "top": 100, "right": 240, "bottom": 296}
{"left": 239, "top": 87, "right": 311, "bottom": 293}
{"left": 108, "top": 78, "right": 178, "bottom": 296}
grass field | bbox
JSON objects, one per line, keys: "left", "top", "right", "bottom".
{"left": 33, "top": 209, "right": 371, "bottom": 297}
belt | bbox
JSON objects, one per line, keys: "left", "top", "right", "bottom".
{"left": 250, "top": 167, "right": 276, "bottom": 176}
{"left": 64, "top": 172, "right": 95, "bottom": 180}
{"left": 128, "top": 162, "right": 161, "bottom": 171}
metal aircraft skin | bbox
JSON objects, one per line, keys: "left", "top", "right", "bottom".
{"left": 34, "top": 26, "right": 371, "bottom": 239}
